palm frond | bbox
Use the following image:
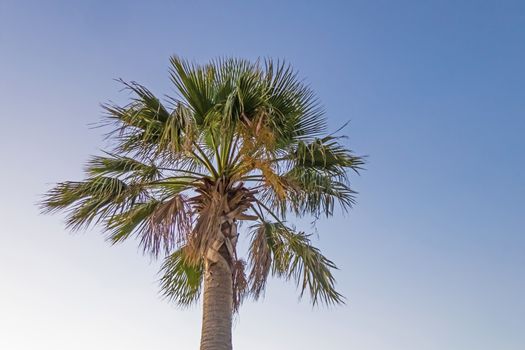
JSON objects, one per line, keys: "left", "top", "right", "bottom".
{"left": 284, "top": 167, "right": 357, "bottom": 217}
{"left": 160, "top": 247, "right": 203, "bottom": 306}
{"left": 232, "top": 259, "right": 249, "bottom": 312}
{"left": 86, "top": 152, "right": 161, "bottom": 180}
{"left": 41, "top": 176, "right": 144, "bottom": 231}
{"left": 292, "top": 136, "right": 364, "bottom": 175}
{"left": 249, "top": 221, "right": 344, "bottom": 306}
{"left": 263, "top": 60, "right": 326, "bottom": 145}
{"left": 143, "top": 194, "right": 193, "bottom": 256}
{"left": 105, "top": 199, "right": 161, "bottom": 244}
{"left": 104, "top": 193, "right": 193, "bottom": 257}
{"left": 247, "top": 222, "right": 273, "bottom": 299}
{"left": 169, "top": 56, "right": 215, "bottom": 123}
{"left": 102, "top": 79, "right": 196, "bottom": 159}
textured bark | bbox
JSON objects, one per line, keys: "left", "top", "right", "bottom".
{"left": 199, "top": 251, "right": 233, "bottom": 350}
{"left": 197, "top": 184, "right": 250, "bottom": 350}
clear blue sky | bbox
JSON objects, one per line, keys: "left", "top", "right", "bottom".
{"left": 1, "top": 0, "right": 523, "bottom": 349}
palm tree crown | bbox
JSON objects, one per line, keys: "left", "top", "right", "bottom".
{"left": 41, "top": 56, "right": 363, "bottom": 312}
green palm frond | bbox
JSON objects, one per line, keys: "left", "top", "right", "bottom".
{"left": 102, "top": 79, "right": 196, "bottom": 159}
{"left": 106, "top": 199, "right": 161, "bottom": 244}
{"left": 41, "top": 176, "right": 145, "bottom": 230}
{"left": 160, "top": 247, "right": 203, "bottom": 306}
{"left": 292, "top": 136, "right": 364, "bottom": 174}
{"left": 264, "top": 60, "right": 326, "bottom": 144}
{"left": 169, "top": 56, "right": 216, "bottom": 123}
{"left": 258, "top": 168, "right": 358, "bottom": 220}
{"left": 285, "top": 167, "right": 357, "bottom": 217}
{"left": 254, "top": 135, "right": 363, "bottom": 218}
{"left": 105, "top": 193, "right": 193, "bottom": 257}
{"left": 249, "top": 222, "right": 344, "bottom": 306}
{"left": 86, "top": 153, "right": 161, "bottom": 180}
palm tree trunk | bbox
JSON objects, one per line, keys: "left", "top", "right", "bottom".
{"left": 199, "top": 247, "right": 233, "bottom": 350}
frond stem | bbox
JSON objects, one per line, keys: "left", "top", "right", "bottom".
{"left": 191, "top": 142, "right": 219, "bottom": 179}
{"left": 254, "top": 199, "right": 286, "bottom": 226}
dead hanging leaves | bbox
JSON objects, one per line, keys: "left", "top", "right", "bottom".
{"left": 232, "top": 259, "right": 248, "bottom": 312}
{"left": 184, "top": 178, "right": 258, "bottom": 265}
{"left": 145, "top": 194, "right": 193, "bottom": 256}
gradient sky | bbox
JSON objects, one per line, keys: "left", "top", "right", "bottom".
{"left": 1, "top": 1, "right": 524, "bottom": 349}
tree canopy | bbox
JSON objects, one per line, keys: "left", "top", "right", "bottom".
{"left": 41, "top": 56, "right": 364, "bottom": 311}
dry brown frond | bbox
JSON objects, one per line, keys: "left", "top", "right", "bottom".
{"left": 187, "top": 178, "right": 257, "bottom": 264}
{"left": 187, "top": 190, "right": 224, "bottom": 264}
{"left": 236, "top": 110, "right": 277, "bottom": 162}
{"left": 248, "top": 223, "right": 272, "bottom": 299}
{"left": 143, "top": 194, "right": 193, "bottom": 256}
{"left": 232, "top": 259, "right": 248, "bottom": 312}
{"left": 253, "top": 159, "right": 286, "bottom": 200}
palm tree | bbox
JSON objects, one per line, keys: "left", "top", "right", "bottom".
{"left": 41, "top": 56, "right": 363, "bottom": 350}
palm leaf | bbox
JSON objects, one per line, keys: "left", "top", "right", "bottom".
{"left": 86, "top": 153, "right": 161, "bottom": 180}
{"left": 41, "top": 176, "right": 144, "bottom": 230}
{"left": 249, "top": 222, "right": 344, "bottom": 305}
{"left": 160, "top": 247, "right": 203, "bottom": 306}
